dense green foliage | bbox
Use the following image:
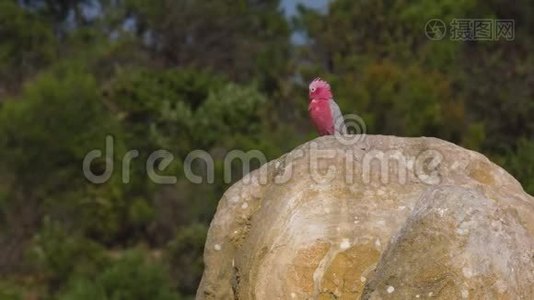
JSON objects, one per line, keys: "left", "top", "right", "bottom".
{"left": 0, "top": 0, "right": 532, "bottom": 298}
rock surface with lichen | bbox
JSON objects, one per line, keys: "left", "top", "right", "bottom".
{"left": 196, "top": 135, "right": 534, "bottom": 299}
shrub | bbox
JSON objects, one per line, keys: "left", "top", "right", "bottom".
{"left": 166, "top": 224, "right": 207, "bottom": 296}
{"left": 59, "top": 250, "right": 181, "bottom": 300}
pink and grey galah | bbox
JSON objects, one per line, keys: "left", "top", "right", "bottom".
{"left": 308, "top": 78, "right": 346, "bottom": 136}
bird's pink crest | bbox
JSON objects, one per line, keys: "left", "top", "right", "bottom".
{"left": 308, "top": 77, "right": 333, "bottom": 100}
{"left": 309, "top": 77, "right": 330, "bottom": 90}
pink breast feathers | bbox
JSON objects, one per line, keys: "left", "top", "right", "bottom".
{"left": 308, "top": 99, "right": 334, "bottom": 136}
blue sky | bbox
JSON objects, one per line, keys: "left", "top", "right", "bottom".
{"left": 280, "top": 0, "right": 330, "bottom": 44}
{"left": 280, "top": 0, "right": 329, "bottom": 17}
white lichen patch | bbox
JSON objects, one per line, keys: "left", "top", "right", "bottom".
{"left": 360, "top": 276, "right": 366, "bottom": 282}
{"left": 241, "top": 202, "right": 249, "bottom": 209}
{"left": 462, "top": 267, "right": 473, "bottom": 278}
{"left": 496, "top": 279, "right": 507, "bottom": 293}
{"left": 340, "top": 238, "right": 351, "bottom": 250}
{"left": 214, "top": 244, "right": 222, "bottom": 251}
{"left": 456, "top": 228, "right": 469, "bottom": 235}
{"left": 387, "top": 286, "right": 395, "bottom": 293}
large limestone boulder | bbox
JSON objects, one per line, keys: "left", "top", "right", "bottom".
{"left": 197, "top": 135, "right": 534, "bottom": 299}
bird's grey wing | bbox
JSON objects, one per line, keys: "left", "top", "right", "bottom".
{"left": 329, "top": 99, "right": 346, "bottom": 134}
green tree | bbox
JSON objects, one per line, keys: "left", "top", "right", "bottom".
{"left": 0, "top": 1, "right": 56, "bottom": 92}
{"left": 124, "top": 0, "right": 291, "bottom": 90}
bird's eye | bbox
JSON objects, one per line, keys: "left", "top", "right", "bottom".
{"left": 310, "top": 87, "right": 316, "bottom": 92}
